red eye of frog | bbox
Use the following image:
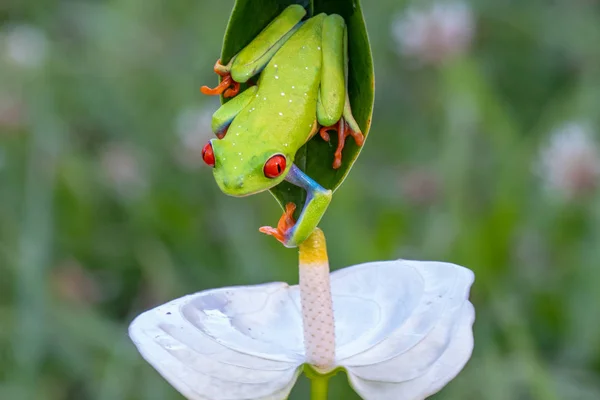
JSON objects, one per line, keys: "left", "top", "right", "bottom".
{"left": 264, "top": 155, "right": 286, "bottom": 178}
{"left": 202, "top": 142, "right": 215, "bottom": 167}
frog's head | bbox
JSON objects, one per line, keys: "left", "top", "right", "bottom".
{"left": 202, "top": 139, "right": 291, "bottom": 197}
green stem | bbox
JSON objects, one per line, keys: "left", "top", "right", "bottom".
{"left": 310, "top": 375, "right": 330, "bottom": 400}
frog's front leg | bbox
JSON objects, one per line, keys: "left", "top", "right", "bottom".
{"left": 260, "top": 165, "right": 332, "bottom": 248}
{"left": 201, "top": 5, "right": 306, "bottom": 98}
{"left": 316, "top": 15, "right": 365, "bottom": 169}
{"left": 210, "top": 86, "right": 258, "bottom": 138}
{"left": 200, "top": 59, "right": 240, "bottom": 98}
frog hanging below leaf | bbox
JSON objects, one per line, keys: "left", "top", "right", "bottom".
{"left": 200, "top": 4, "right": 371, "bottom": 248}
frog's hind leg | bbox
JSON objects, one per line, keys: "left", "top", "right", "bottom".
{"left": 260, "top": 164, "right": 332, "bottom": 248}
{"left": 201, "top": 5, "right": 306, "bottom": 98}
{"left": 211, "top": 86, "right": 258, "bottom": 138}
{"left": 316, "top": 15, "right": 345, "bottom": 127}
{"left": 316, "top": 15, "right": 364, "bottom": 169}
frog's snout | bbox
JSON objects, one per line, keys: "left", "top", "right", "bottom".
{"left": 218, "top": 176, "right": 245, "bottom": 192}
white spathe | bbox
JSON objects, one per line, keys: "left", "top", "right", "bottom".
{"left": 129, "top": 260, "right": 475, "bottom": 400}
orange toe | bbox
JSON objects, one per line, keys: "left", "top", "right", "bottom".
{"left": 223, "top": 81, "right": 240, "bottom": 98}
{"left": 213, "top": 59, "right": 229, "bottom": 77}
{"left": 200, "top": 75, "right": 233, "bottom": 96}
{"left": 259, "top": 203, "right": 296, "bottom": 245}
{"left": 259, "top": 226, "right": 285, "bottom": 243}
{"left": 319, "top": 125, "right": 332, "bottom": 142}
{"left": 328, "top": 119, "right": 365, "bottom": 170}
{"left": 201, "top": 58, "right": 240, "bottom": 97}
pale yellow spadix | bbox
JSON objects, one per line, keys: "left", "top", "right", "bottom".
{"left": 298, "top": 228, "right": 335, "bottom": 371}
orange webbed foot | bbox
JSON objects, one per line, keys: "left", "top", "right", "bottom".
{"left": 259, "top": 203, "right": 296, "bottom": 244}
{"left": 200, "top": 59, "right": 240, "bottom": 98}
{"left": 319, "top": 119, "right": 365, "bottom": 169}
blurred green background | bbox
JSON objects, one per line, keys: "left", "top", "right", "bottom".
{"left": 2, "top": 0, "right": 600, "bottom": 399}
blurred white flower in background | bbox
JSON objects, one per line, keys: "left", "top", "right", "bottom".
{"left": 391, "top": 1, "right": 475, "bottom": 65}
{"left": 99, "top": 142, "right": 148, "bottom": 199}
{"left": 51, "top": 259, "right": 103, "bottom": 305}
{"left": 174, "top": 106, "right": 215, "bottom": 169}
{"left": 2, "top": 24, "right": 48, "bottom": 69}
{"left": 402, "top": 168, "right": 440, "bottom": 206}
{"left": 537, "top": 122, "right": 600, "bottom": 199}
{"left": 0, "top": 93, "right": 24, "bottom": 129}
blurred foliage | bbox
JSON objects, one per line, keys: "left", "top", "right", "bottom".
{"left": 2, "top": 0, "right": 600, "bottom": 399}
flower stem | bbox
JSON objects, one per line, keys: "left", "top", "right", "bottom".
{"left": 298, "top": 228, "right": 336, "bottom": 371}
{"left": 310, "top": 374, "right": 330, "bottom": 400}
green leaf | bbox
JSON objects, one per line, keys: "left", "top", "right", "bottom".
{"left": 220, "top": 0, "right": 374, "bottom": 214}
{"left": 221, "top": 1, "right": 314, "bottom": 65}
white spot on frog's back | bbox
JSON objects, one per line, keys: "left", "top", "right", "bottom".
{"left": 279, "top": 112, "right": 283, "bottom": 116}
{"left": 281, "top": 92, "right": 285, "bottom": 96}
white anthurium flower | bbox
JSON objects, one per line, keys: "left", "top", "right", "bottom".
{"left": 129, "top": 258, "right": 475, "bottom": 400}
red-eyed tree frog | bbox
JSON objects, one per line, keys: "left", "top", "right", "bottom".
{"left": 200, "top": 5, "right": 364, "bottom": 248}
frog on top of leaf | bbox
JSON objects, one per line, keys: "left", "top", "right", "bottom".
{"left": 200, "top": 4, "right": 364, "bottom": 248}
